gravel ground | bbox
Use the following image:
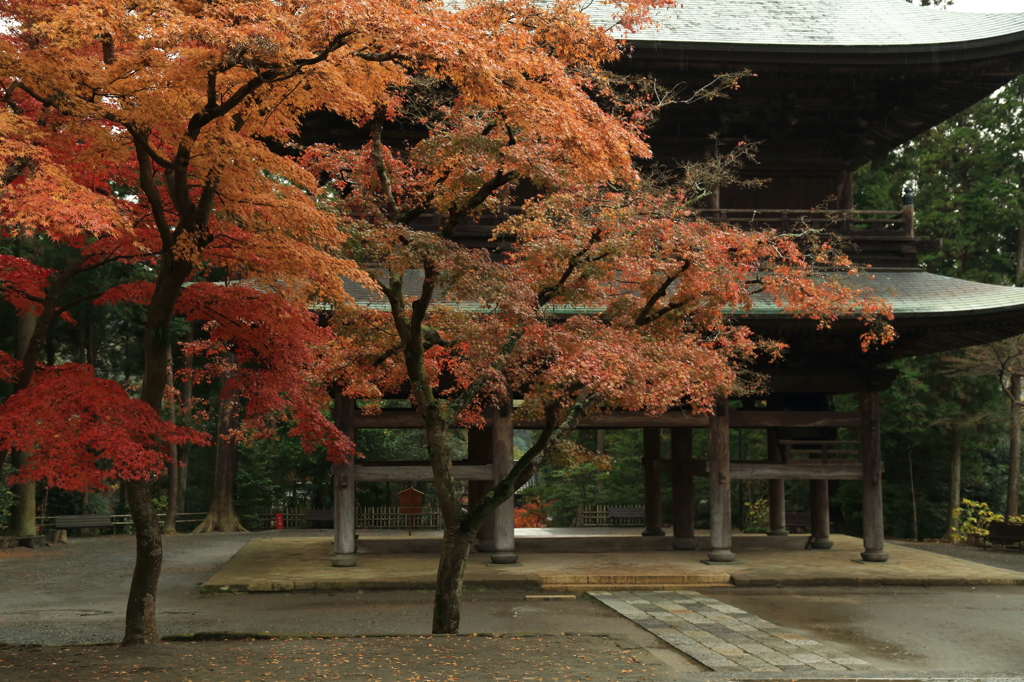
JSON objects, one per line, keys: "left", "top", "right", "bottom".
{"left": 0, "top": 530, "right": 700, "bottom": 677}
{"left": 890, "top": 540, "right": 1024, "bottom": 572}
{"left": 0, "top": 634, "right": 669, "bottom": 682}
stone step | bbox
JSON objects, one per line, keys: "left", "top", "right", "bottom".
{"left": 538, "top": 574, "right": 732, "bottom": 591}
{"left": 540, "top": 581, "right": 731, "bottom": 592}
{"left": 537, "top": 573, "right": 731, "bottom": 586}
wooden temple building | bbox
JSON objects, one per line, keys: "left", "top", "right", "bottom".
{"left": 326, "top": 0, "right": 1024, "bottom": 567}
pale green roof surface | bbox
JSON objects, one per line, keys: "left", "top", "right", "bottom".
{"left": 586, "top": 0, "right": 1024, "bottom": 48}
{"left": 741, "top": 269, "right": 1024, "bottom": 319}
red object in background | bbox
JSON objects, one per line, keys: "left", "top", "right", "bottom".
{"left": 275, "top": 513, "right": 284, "bottom": 530}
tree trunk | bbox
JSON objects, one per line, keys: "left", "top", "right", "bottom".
{"left": 176, "top": 324, "right": 195, "bottom": 515}
{"left": 5, "top": 294, "right": 39, "bottom": 536}
{"left": 907, "top": 450, "right": 918, "bottom": 542}
{"left": 944, "top": 426, "right": 962, "bottom": 541}
{"left": 163, "top": 346, "right": 179, "bottom": 534}
{"left": 5, "top": 450, "right": 36, "bottom": 536}
{"left": 1009, "top": 374, "right": 1021, "bottom": 518}
{"left": 5, "top": 303, "right": 40, "bottom": 537}
{"left": 432, "top": 527, "right": 474, "bottom": 634}
{"left": 124, "top": 254, "right": 194, "bottom": 645}
{"left": 192, "top": 375, "right": 245, "bottom": 533}
{"left": 122, "top": 478, "right": 162, "bottom": 645}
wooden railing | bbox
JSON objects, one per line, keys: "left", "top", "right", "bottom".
{"left": 34, "top": 507, "right": 445, "bottom": 533}
{"left": 36, "top": 512, "right": 208, "bottom": 534}
{"left": 700, "top": 208, "right": 912, "bottom": 236}
{"left": 579, "top": 504, "right": 645, "bottom": 528}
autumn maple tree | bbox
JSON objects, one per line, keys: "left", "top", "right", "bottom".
{"left": 0, "top": 0, "right": 891, "bottom": 643}
{"left": 302, "top": 3, "right": 892, "bottom": 634}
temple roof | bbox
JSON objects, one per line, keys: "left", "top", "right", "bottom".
{"left": 597, "top": 0, "right": 1024, "bottom": 52}
{"left": 737, "top": 269, "right": 1024, "bottom": 356}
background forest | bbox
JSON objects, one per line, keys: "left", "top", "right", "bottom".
{"left": 2, "top": 72, "right": 1022, "bottom": 542}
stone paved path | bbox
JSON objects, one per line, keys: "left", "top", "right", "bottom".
{"left": 590, "top": 590, "right": 873, "bottom": 674}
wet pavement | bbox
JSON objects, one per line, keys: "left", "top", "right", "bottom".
{"left": 3, "top": 531, "right": 1024, "bottom": 679}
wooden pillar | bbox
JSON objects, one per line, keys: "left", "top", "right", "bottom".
{"left": 859, "top": 392, "right": 888, "bottom": 562}
{"left": 809, "top": 479, "right": 833, "bottom": 549}
{"left": 331, "top": 393, "right": 357, "bottom": 567}
{"left": 642, "top": 427, "right": 665, "bottom": 536}
{"left": 706, "top": 397, "right": 735, "bottom": 562}
{"left": 766, "top": 428, "right": 788, "bottom": 536}
{"left": 468, "top": 421, "right": 495, "bottom": 553}
{"left": 490, "top": 403, "right": 518, "bottom": 564}
{"left": 671, "top": 427, "right": 698, "bottom": 549}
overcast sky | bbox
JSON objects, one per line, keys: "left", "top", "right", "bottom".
{"left": 948, "top": 0, "right": 1024, "bottom": 12}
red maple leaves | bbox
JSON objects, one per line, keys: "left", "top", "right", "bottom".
{"left": 0, "top": 365, "right": 207, "bottom": 491}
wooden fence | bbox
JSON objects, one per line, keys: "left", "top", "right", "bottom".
{"left": 37, "top": 512, "right": 207, "bottom": 534}
{"left": 35, "top": 507, "right": 444, "bottom": 532}
{"left": 579, "top": 505, "right": 645, "bottom": 527}
{"left": 247, "top": 506, "right": 444, "bottom": 530}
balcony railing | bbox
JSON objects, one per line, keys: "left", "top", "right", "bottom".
{"left": 699, "top": 208, "right": 913, "bottom": 236}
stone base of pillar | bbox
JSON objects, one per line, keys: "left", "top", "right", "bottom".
{"left": 766, "top": 529, "right": 789, "bottom": 536}
{"left": 331, "top": 554, "right": 357, "bottom": 567}
{"left": 490, "top": 552, "right": 519, "bottom": 565}
{"left": 475, "top": 540, "right": 496, "bottom": 553}
{"left": 672, "top": 537, "right": 699, "bottom": 550}
{"left": 810, "top": 538, "right": 834, "bottom": 550}
{"left": 642, "top": 528, "right": 666, "bottom": 537}
{"left": 860, "top": 549, "right": 889, "bottom": 562}
{"left": 706, "top": 549, "right": 735, "bottom": 562}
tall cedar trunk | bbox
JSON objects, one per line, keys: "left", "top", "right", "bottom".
{"left": 1009, "top": 374, "right": 1021, "bottom": 518}
{"left": 176, "top": 324, "right": 195, "bottom": 514}
{"left": 163, "top": 346, "right": 179, "bottom": 534}
{"left": 192, "top": 374, "right": 245, "bottom": 533}
{"left": 124, "top": 255, "right": 193, "bottom": 645}
{"left": 122, "top": 478, "right": 162, "bottom": 644}
{"left": 945, "top": 426, "right": 962, "bottom": 541}
{"left": 432, "top": 527, "right": 474, "bottom": 634}
{"left": 5, "top": 299, "right": 39, "bottom": 537}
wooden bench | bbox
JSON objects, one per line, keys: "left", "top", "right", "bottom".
{"left": 986, "top": 521, "right": 1024, "bottom": 550}
{"left": 0, "top": 535, "right": 45, "bottom": 549}
{"left": 607, "top": 507, "right": 645, "bottom": 520}
{"left": 54, "top": 515, "right": 115, "bottom": 534}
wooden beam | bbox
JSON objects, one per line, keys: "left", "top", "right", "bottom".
{"left": 731, "top": 462, "right": 868, "bottom": 480}
{"left": 642, "top": 428, "right": 665, "bottom": 536}
{"left": 707, "top": 397, "right": 734, "bottom": 562}
{"left": 355, "top": 463, "right": 494, "bottom": 482}
{"left": 352, "top": 409, "right": 858, "bottom": 430}
{"left": 332, "top": 394, "right": 357, "bottom": 565}
{"left": 729, "top": 411, "right": 861, "bottom": 428}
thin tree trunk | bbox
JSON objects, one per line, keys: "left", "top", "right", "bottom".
{"left": 1016, "top": 218, "right": 1024, "bottom": 287}
{"left": 908, "top": 450, "right": 918, "bottom": 542}
{"left": 945, "top": 426, "right": 962, "bottom": 541}
{"left": 1009, "top": 374, "right": 1021, "bottom": 518}
{"left": 163, "top": 346, "right": 179, "bottom": 534}
{"left": 192, "top": 372, "right": 245, "bottom": 533}
{"left": 176, "top": 323, "right": 195, "bottom": 514}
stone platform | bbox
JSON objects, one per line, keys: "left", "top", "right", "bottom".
{"left": 200, "top": 530, "right": 1024, "bottom": 595}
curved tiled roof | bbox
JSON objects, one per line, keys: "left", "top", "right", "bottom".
{"left": 737, "top": 269, "right": 1024, "bottom": 355}
{"left": 588, "top": 0, "right": 1024, "bottom": 49}
{"left": 742, "top": 269, "right": 1024, "bottom": 318}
